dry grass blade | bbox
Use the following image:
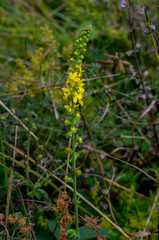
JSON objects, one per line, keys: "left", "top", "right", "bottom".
{"left": 127, "top": 231, "right": 150, "bottom": 239}
{"left": 0, "top": 101, "right": 38, "bottom": 141}
{"left": 117, "top": 99, "right": 157, "bottom": 176}
{"left": 83, "top": 173, "right": 159, "bottom": 205}
{"left": 107, "top": 163, "right": 119, "bottom": 225}
{"left": 0, "top": 83, "right": 61, "bottom": 98}
{"left": 100, "top": 107, "right": 149, "bottom": 126}
{"left": 91, "top": 102, "right": 109, "bottom": 130}
{"left": 135, "top": 100, "right": 157, "bottom": 125}
{"left": 140, "top": 188, "right": 159, "bottom": 240}
{"left": 0, "top": 86, "right": 62, "bottom": 102}
{"left": 84, "top": 73, "right": 121, "bottom": 81}
{"left": 80, "top": 108, "right": 106, "bottom": 189}
{"left": 120, "top": 135, "right": 145, "bottom": 139}
{"left": 5, "top": 125, "right": 18, "bottom": 226}
{"left": 85, "top": 147, "right": 157, "bottom": 182}
{"left": 0, "top": 73, "right": 120, "bottom": 99}
{"left": 0, "top": 223, "right": 10, "bottom": 240}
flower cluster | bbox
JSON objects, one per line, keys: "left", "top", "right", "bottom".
{"left": 6, "top": 24, "right": 60, "bottom": 95}
{"left": 62, "top": 68, "right": 85, "bottom": 110}
{"left": 85, "top": 215, "right": 106, "bottom": 240}
{"left": 85, "top": 215, "right": 102, "bottom": 232}
{"left": 0, "top": 213, "right": 4, "bottom": 224}
{"left": 62, "top": 26, "right": 91, "bottom": 115}
{"left": 7, "top": 213, "right": 34, "bottom": 237}
{"left": 54, "top": 192, "right": 73, "bottom": 240}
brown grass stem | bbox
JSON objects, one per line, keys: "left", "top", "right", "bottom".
{"left": 5, "top": 125, "right": 18, "bottom": 226}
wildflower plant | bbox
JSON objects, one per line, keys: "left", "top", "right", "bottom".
{"left": 62, "top": 26, "right": 92, "bottom": 239}
{"left": 0, "top": 213, "right": 33, "bottom": 239}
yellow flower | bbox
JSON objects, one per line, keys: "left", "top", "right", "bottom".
{"left": 64, "top": 105, "right": 72, "bottom": 113}
{"left": 78, "top": 64, "right": 84, "bottom": 77}
{"left": 62, "top": 87, "right": 69, "bottom": 92}
{"left": 78, "top": 87, "right": 85, "bottom": 94}
{"left": 79, "top": 99, "right": 84, "bottom": 106}
{"left": 62, "top": 64, "right": 85, "bottom": 108}
{"left": 78, "top": 137, "right": 82, "bottom": 143}
{"left": 62, "top": 87, "right": 71, "bottom": 100}
{"left": 78, "top": 81, "right": 85, "bottom": 87}
{"left": 71, "top": 127, "right": 77, "bottom": 133}
{"left": 73, "top": 92, "right": 82, "bottom": 103}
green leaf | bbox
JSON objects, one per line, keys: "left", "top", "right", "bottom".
{"left": 79, "top": 226, "right": 97, "bottom": 239}
{"left": 48, "top": 219, "right": 60, "bottom": 239}
{"left": 67, "top": 229, "right": 77, "bottom": 238}
{"left": 79, "top": 226, "right": 109, "bottom": 240}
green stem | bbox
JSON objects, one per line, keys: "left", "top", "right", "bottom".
{"left": 0, "top": 122, "right": 8, "bottom": 186}
{"left": 26, "top": 129, "right": 31, "bottom": 209}
{"left": 72, "top": 103, "right": 79, "bottom": 239}
{"left": 26, "top": 130, "right": 30, "bottom": 178}
{"left": 147, "top": 20, "right": 159, "bottom": 64}
{"left": 157, "top": 0, "right": 159, "bottom": 32}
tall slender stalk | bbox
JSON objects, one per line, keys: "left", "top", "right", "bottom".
{"left": 0, "top": 122, "right": 8, "bottom": 186}
{"left": 6, "top": 125, "right": 18, "bottom": 225}
{"left": 144, "top": 7, "right": 159, "bottom": 64}
{"left": 62, "top": 26, "right": 91, "bottom": 239}
{"left": 26, "top": 128, "right": 31, "bottom": 209}
{"left": 72, "top": 103, "right": 79, "bottom": 239}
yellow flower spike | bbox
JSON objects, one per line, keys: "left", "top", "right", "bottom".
{"left": 62, "top": 26, "right": 92, "bottom": 238}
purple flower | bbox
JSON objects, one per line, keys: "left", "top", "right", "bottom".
{"left": 120, "top": 0, "right": 127, "bottom": 8}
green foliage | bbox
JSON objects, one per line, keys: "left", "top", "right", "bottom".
{"left": 0, "top": 0, "right": 159, "bottom": 240}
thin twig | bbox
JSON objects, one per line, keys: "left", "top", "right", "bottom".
{"left": 107, "top": 163, "right": 119, "bottom": 225}
{"left": 84, "top": 146, "right": 157, "bottom": 182}
{"left": 91, "top": 102, "right": 109, "bottom": 130}
{"left": 0, "top": 122, "right": 8, "bottom": 186}
{"left": 140, "top": 189, "right": 159, "bottom": 240}
{"left": 127, "top": 0, "right": 159, "bottom": 148}
{"left": 5, "top": 125, "right": 18, "bottom": 226}
{"left": 81, "top": 173, "right": 159, "bottom": 205}
{"left": 80, "top": 106, "right": 107, "bottom": 190}
{"left": 0, "top": 223, "right": 10, "bottom": 240}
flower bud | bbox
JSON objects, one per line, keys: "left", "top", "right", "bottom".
{"left": 64, "top": 176, "right": 73, "bottom": 183}
{"left": 76, "top": 169, "right": 82, "bottom": 176}
{"left": 65, "top": 147, "right": 72, "bottom": 154}
{"left": 0, "top": 116, "right": 6, "bottom": 121}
